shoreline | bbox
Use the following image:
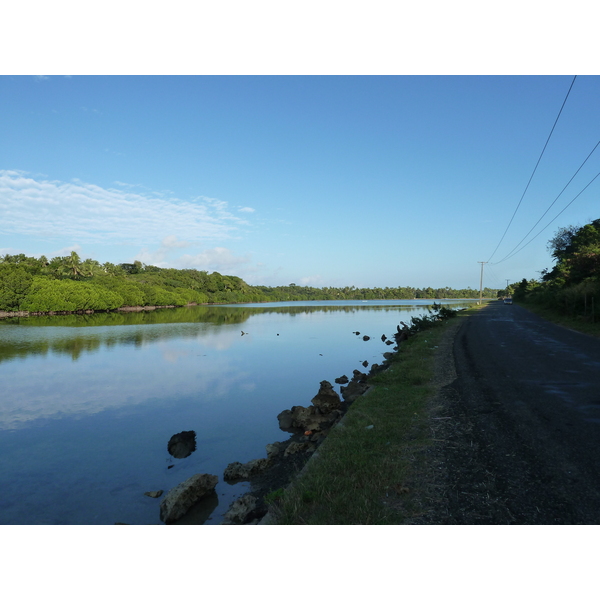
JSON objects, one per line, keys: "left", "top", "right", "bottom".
{"left": 0, "top": 303, "right": 198, "bottom": 320}
{"left": 0, "top": 298, "right": 489, "bottom": 321}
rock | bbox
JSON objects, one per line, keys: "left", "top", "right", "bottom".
{"left": 362, "top": 360, "right": 369, "bottom": 367}
{"left": 385, "top": 340, "right": 394, "bottom": 345}
{"left": 266, "top": 442, "right": 282, "bottom": 459}
{"left": 310, "top": 380, "right": 342, "bottom": 413}
{"left": 381, "top": 334, "right": 387, "bottom": 342}
{"left": 352, "top": 369, "right": 368, "bottom": 382}
{"left": 383, "top": 352, "right": 393, "bottom": 360}
{"left": 369, "top": 363, "right": 384, "bottom": 376}
{"left": 277, "top": 409, "right": 294, "bottom": 430}
{"left": 144, "top": 490, "right": 163, "bottom": 498}
{"left": 335, "top": 375, "right": 349, "bottom": 384}
{"left": 167, "top": 430, "right": 197, "bottom": 459}
{"left": 223, "top": 458, "right": 271, "bottom": 481}
{"left": 222, "top": 494, "right": 258, "bottom": 525}
{"left": 159, "top": 473, "right": 218, "bottom": 524}
{"left": 341, "top": 380, "right": 370, "bottom": 402}
{"left": 363, "top": 335, "right": 370, "bottom": 341}
{"left": 284, "top": 441, "right": 315, "bottom": 456}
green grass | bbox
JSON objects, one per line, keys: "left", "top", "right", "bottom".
{"left": 268, "top": 305, "right": 482, "bottom": 525}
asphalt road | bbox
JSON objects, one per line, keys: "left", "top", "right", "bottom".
{"left": 426, "top": 301, "right": 600, "bottom": 524}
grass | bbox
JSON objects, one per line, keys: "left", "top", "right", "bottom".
{"left": 268, "top": 303, "right": 485, "bottom": 525}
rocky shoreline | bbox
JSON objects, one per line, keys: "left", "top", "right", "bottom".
{"left": 151, "top": 323, "right": 412, "bottom": 525}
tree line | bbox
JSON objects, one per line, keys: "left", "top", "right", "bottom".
{"left": 510, "top": 218, "right": 600, "bottom": 321}
{"left": 0, "top": 251, "right": 499, "bottom": 314}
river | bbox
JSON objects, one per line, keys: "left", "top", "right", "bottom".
{"left": 0, "top": 299, "right": 477, "bottom": 524}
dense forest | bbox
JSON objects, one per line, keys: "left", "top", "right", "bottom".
{"left": 512, "top": 218, "right": 600, "bottom": 321}
{"left": 0, "top": 251, "right": 499, "bottom": 314}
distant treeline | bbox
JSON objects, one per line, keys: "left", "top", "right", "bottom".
{"left": 0, "top": 252, "right": 499, "bottom": 313}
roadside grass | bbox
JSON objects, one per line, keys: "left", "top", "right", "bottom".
{"left": 268, "top": 304, "right": 483, "bottom": 525}
{"left": 517, "top": 302, "right": 600, "bottom": 338}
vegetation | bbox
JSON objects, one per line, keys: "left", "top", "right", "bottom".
{"left": 507, "top": 218, "right": 600, "bottom": 335}
{"left": 269, "top": 303, "right": 481, "bottom": 524}
{"left": 0, "top": 251, "right": 500, "bottom": 315}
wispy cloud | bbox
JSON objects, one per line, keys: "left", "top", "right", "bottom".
{"left": 0, "top": 171, "right": 251, "bottom": 246}
{"left": 176, "top": 247, "right": 252, "bottom": 271}
{"left": 238, "top": 206, "right": 255, "bottom": 213}
{"left": 49, "top": 244, "right": 82, "bottom": 258}
{"left": 133, "top": 241, "right": 251, "bottom": 272}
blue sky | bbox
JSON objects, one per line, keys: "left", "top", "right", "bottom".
{"left": 2, "top": 75, "right": 599, "bottom": 290}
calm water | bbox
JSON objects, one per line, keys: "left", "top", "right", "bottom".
{"left": 0, "top": 299, "right": 475, "bottom": 525}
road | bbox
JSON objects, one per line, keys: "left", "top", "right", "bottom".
{"left": 421, "top": 300, "right": 600, "bottom": 524}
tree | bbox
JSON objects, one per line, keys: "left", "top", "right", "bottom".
{"left": 0, "top": 264, "right": 33, "bottom": 310}
{"left": 65, "top": 251, "right": 84, "bottom": 279}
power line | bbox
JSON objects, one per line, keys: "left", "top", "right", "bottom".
{"left": 492, "top": 139, "right": 600, "bottom": 264}
{"left": 492, "top": 168, "right": 600, "bottom": 261}
{"left": 486, "top": 75, "right": 578, "bottom": 263}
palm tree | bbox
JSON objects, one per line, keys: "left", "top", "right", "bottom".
{"left": 65, "top": 251, "right": 84, "bottom": 279}
{"left": 81, "top": 258, "right": 101, "bottom": 278}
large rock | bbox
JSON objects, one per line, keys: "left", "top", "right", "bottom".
{"left": 223, "top": 458, "right": 271, "bottom": 481}
{"left": 159, "top": 473, "right": 218, "bottom": 524}
{"left": 167, "top": 430, "right": 197, "bottom": 459}
{"left": 310, "top": 380, "right": 341, "bottom": 413}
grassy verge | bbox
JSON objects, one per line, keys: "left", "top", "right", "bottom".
{"left": 267, "top": 304, "right": 484, "bottom": 525}
{"left": 517, "top": 302, "right": 600, "bottom": 338}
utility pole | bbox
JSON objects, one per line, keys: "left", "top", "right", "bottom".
{"left": 478, "top": 262, "right": 487, "bottom": 305}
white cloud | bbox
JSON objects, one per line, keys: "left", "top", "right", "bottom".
{"left": 0, "top": 170, "right": 250, "bottom": 245}
{"left": 238, "top": 207, "right": 255, "bottom": 213}
{"left": 133, "top": 236, "right": 192, "bottom": 267}
{"left": 298, "top": 275, "right": 326, "bottom": 286}
{"left": 176, "top": 247, "right": 252, "bottom": 271}
{"left": 49, "top": 244, "right": 82, "bottom": 258}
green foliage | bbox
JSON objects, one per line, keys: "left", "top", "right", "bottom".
{"left": 0, "top": 251, "right": 500, "bottom": 315}
{"left": 0, "top": 264, "right": 34, "bottom": 310}
{"left": 518, "top": 218, "right": 600, "bottom": 323}
{"left": 21, "top": 278, "right": 123, "bottom": 312}
{"left": 407, "top": 302, "right": 458, "bottom": 333}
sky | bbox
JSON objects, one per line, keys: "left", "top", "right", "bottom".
{"left": 1, "top": 74, "right": 600, "bottom": 291}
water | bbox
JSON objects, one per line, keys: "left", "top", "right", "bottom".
{"left": 0, "top": 299, "right": 475, "bottom": 524}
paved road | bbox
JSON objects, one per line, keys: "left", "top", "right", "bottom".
{"left": 429, "top": 301, "right": 600, "bottom": 524}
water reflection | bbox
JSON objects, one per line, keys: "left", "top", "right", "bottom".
{"left": 0, "top": 301, "right": 466, "bottom": 364}
{"left": 0, "top": 299, "right": 476, "bottom": 524}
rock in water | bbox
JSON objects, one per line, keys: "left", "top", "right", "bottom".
{"left": 144, "top": 490, "right": 163, "bottom": 498}
{"left": 159, "top": 473, "right": 218, "bottom": 524}
{"left": 310, "top": 380, "right": 341, "bottom": 413}
{"left": 277, "top": 409, "right": 294, "bottom": 430}
{"left": 167, "top": 430, "right": 197, "bottom": 459}
{"left": 223, "top": 458, "right": 271, "bottom": 481}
